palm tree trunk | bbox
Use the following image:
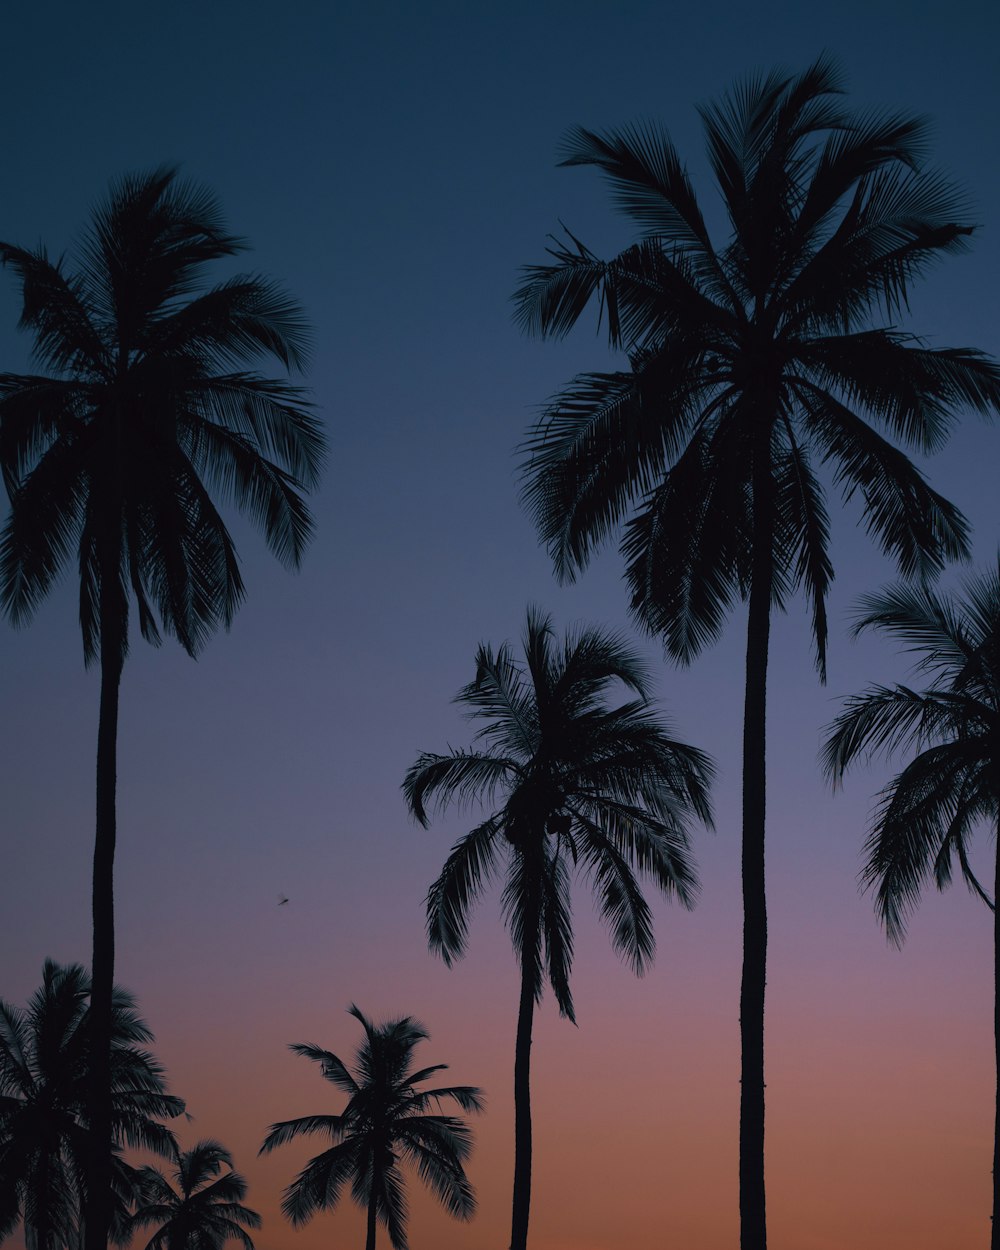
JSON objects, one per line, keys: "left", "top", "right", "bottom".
{"left": 740, "top": 441, "right": 773, "bottom": 1250}
{"left": 366, "top": 1185, "right": 378, "bottom": 1250}
{"left": 992, "top": 828, "right": 999, "bottom": 1250}
{"left": 511, "top": 853, "right": 542, "bottom": 1250}
{"left": 84, "top": 580, "right": 123, "bottom": 1250}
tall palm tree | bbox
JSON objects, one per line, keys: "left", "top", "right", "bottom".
{"left": 260, "top": 1005, "right": 482, "bottom": 1250}
{"left": 127, "top": 1140, "right": 260, "bottom": 1250}
{"left": 0, "top": 167, "right": 324, "bottom": 1250}
{"left": 404, "top": 607, "right": 713, "bottom": 1250}
{"left": 514, "top": 57, "right": 1000, "bottom": 1248}
{"left": 823, "top": 564, "right": 1000, "bottom": 1246}
{"left": 0, "top": 960, "right": 184, "bottom": 1250}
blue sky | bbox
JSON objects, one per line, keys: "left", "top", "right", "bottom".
{"left": 2, "top": 3, "right": 999, "bottom": 1246}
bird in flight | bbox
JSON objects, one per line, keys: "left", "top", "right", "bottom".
{"left": 278, "top": 895, "right": 289, "bottom": 906}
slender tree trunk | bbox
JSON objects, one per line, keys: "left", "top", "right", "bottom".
{"left": 740, "top": 439, "right": 773, "bottom": 1250}
{"left": 992, "top": 827, "right": 999, "bottom": 1250}
{"left": 366, "top": 1184, "right": 378, "bottom": 1250}
{"left": 510, "top": 852, "right": 541, "bottom": 1250}
{"left": 84, "top": 582, "right": 123, "bottom": 1250}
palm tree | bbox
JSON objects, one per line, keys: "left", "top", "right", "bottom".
{"left": 260, "top": 1005, "right": 482, "bottom": 1250}
{"left": 0, "top": 960, "right": 184, "bottom": 1250}
{"left": 404, "top": 607, "right": 713, "bottom": 1250}
{"left": 513, "top": 57, "right": 1000, "bottom": 1248}
{"left": 0, "top": 167, "right": 324, "bottom": 1250}
{"left": 127, "top": 1140, "right": 260, "bottom": 1250}
{"left": 823, "top": 564, "right": 1000, "bottom": 1246}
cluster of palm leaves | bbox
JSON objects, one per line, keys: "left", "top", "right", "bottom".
{"left": 0, "top": 961, "right": 258, "bottom": 1250}
{"left": 2, "top": 52, "right": 1000, "bottom": 1250}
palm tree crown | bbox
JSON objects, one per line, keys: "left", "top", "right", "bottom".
{"left": 515, "top": 56, "right": 998, "bottom": 665}
{"left": 824, "top": 565, "right": 1000, "bottom": 939}
{"left": 260, "top": 1005, "right": 483, "bottom": 1250}
{"left": 0, "top": 960, "right": 183, "bottom": 1250}
{"left": 405, "top": 607, "right": 713, "bottom": 1014}
{"left": 404, "top": 607, "right": 712, "bottom": 1250}
{"left": 127, "top": 1140, "right": 261, "bottom": 1250}
{"left": 0, "top": 164, "right": 324, "bottom": 661}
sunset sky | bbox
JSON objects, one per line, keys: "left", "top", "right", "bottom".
{"left": 2, "top": 2, "right": 999, "bottom": 1248}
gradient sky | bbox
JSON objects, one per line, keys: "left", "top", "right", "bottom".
{"left": 2, "top": 2, "right": 999, "bottom": 1247}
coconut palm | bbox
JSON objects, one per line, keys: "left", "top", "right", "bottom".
{"left": 0, "top": 960, "right": 183, "bottom": 1250}
{"left": 0, "top": 167, "right": 324, "bottom": 1250}
{"left": 260, "top": 1005, "right": 482, "bottom": 1250}
{"left": 514, "top": 57, "right": 1000, "bottom": 1248}
{"left": 404, "top": 607, "right": 712, "bottom": 1250}
{"left": 823, "top": 564, "right": 1000, "bottom": 1246}
{"left": 127, "top": 1140, "right": 260, "bottom": 1250}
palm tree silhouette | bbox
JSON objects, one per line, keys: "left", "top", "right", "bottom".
{"left": 127, "top": 1140, "right": 260, "bottom": 1250}
{"left": 404, "top": 607, "right": 713, "bottom": 1250}
{"left": 260, "top": 1005, "right": 482, "bottom": 1250}
{"left": 514, "top": 57, "right": 1000, "bottom": 1248}
{"left": 0, "top": 960, "right": 183, "bottom": 1250}
{"left": 823, "top": 564, "right": 1000, "bottom": 1246}
{"left": 0, "top": 167, "right": 324, "bottom": 1250}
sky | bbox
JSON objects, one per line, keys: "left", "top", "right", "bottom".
{"left": 1, "top": 1, "right": 999, "bottom": 1247}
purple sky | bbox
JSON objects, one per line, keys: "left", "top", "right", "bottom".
{"left": 2, "top": 3, "right": 999, "bottom": 1246}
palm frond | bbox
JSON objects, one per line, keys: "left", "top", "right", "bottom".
{"left": 795, "top": 379, "right": 970, "bottom": 578}
{"left": 403, "top": 752, "right": 517, "bottom": 827}
{"left": 259, "top": 1114, "right": 345, "bottom": 1152}
{"left": 0, "top": 244, "right": 108, "bottom": 377}
{"left": 423, "top": 816, "right": 503, "bottom": 964}
{"left": 773, "top": 426, "right": 832, "bottom": 677}
{"left": 850, "top": 580, "right": 973, "bottom": 669}
{"left": 519, "top": 342, "right": 713, "bottom": 582}
{"left": 539, "top": 846, "right": 575, "bottom": 1020}
{"left": 458, "top": 639, "right": 539, "bottom": 755}
{"left": 149, "top": 273, "right": 311, "bottom": 370}
{"left": 512, "top": 230, "right": 616, "bottom": 341}
{"left": 276, "top": 1139, "right": 359, "bottom": 1227}
{"left": 624, "top": 418, "right": 747, "bottom": 661}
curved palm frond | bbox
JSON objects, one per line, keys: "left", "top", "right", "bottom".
{"left": 424, "top": 816, "right": 504, "bottom": 963}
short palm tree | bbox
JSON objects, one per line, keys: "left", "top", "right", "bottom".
{"left": 823, "top": 564, "right": 1000, "bottom": 1247}
{"left": 127, "top": 1140, "right": 260, "bottom": 1250}
{"left": 514, "top": 57, "right": 1000, "bottom": 1248}
{"left": 0, "top": 960, "right": 183, "bottom": 1250}
{"left": 404, "top": 607, "right": 713, "bottom": 1250}
{"left": 0, "top": 167, "right": 324, "bottom": 1250}
{"left": 260, "top": 1005, "right": 482, "bottom": 1250}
